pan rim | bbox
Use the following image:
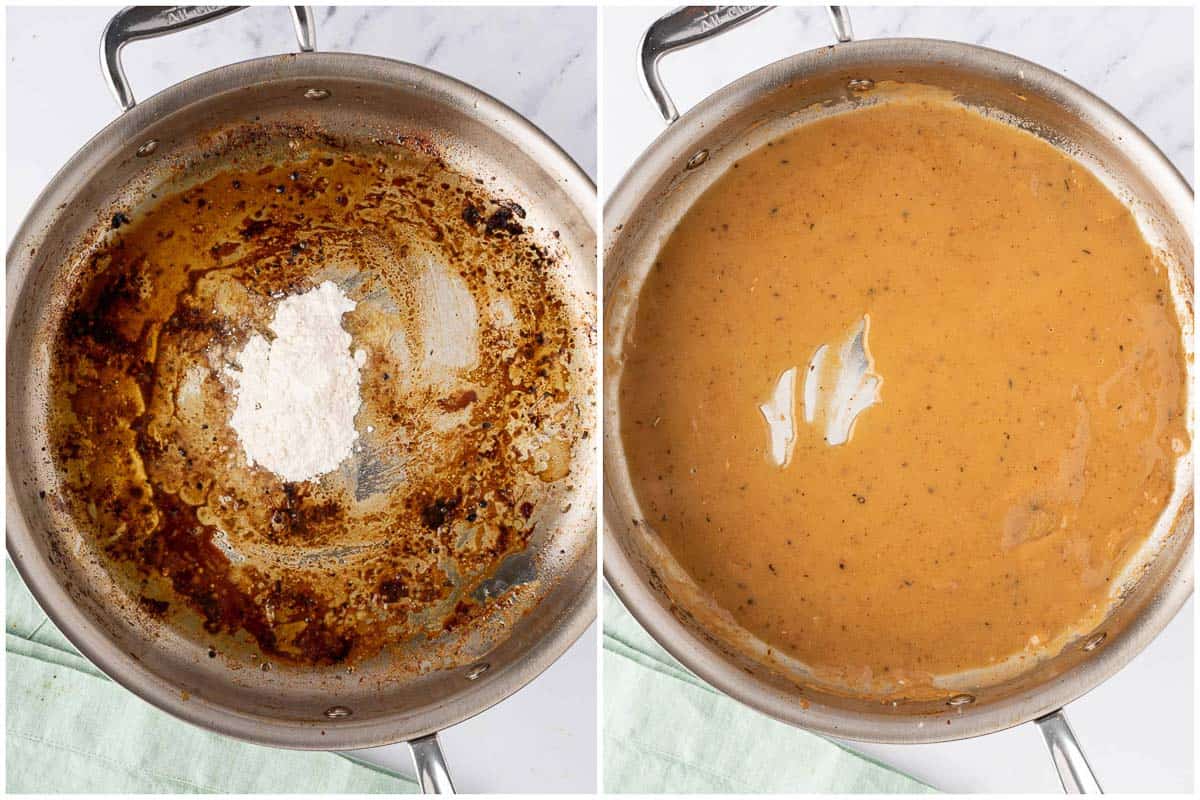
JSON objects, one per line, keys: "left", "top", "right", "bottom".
{"left": 602, "top": 35, "right": 1193, "bottom": 744}
{"left": 7, "top": 50, "right": 597, "bottom": 750}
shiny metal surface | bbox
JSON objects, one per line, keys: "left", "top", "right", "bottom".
{"left": 827, "top": 6, "right": 854, "bottom": 43}
{"left": 102, "top": 7, "right": 316, "bottom": 110}
{"left": 1036, "top": 710, "right": 1104, "bottom": 793}
{"left": 101, "top": 6, "right": 319, "bottom": 110}
{"left": 639, "top": 6, "right": 854, "bottom": 124}
{"left": 638, "top": 6, "right": 771, "bottom": 124}
{"left": 290, "top": 5, "right": 317, "bottom": 53}
{"left": 8, "top": 10, "right": 596, "bottom": 755}
{"left": 605, "top": 21, "right": 1193, "bottom": 748}
{"left": 409, "top": 733, "right": 456, "bottom": 794}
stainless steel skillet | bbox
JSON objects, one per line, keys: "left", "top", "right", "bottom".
{"left": 603, "top": 6, "right": 1192, "bottom": 793}
{"left": 7, "top": 6, "right": 597, "bottom": 792}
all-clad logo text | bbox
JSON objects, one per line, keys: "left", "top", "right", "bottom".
{"left": 162, "top": 6, "right": 223, "bottom": 26}
{"left": 695, "top": 6, "right": 759, "bottom": 32}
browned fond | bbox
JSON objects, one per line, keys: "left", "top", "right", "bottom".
{"left": 49, "top": 140, "right": 583, "bottom": 666}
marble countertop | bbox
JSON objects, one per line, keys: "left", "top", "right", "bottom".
{"left": 7, "top": 6, "right": 597, "bottom": 793}
{"left": 603, "top": 5, "right": 1192, "bottom": 194}
{"left": 602, "top": 5, "right": 1192, "bottom": 794}
{"left": 7, "top": 4, "right": 597, "bottom": 233}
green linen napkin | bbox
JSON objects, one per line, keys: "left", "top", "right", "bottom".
{"left": 603, "top": 587, "right": 936, "bottom": 793}
{"left": 6, "top": 559, "right": 417, "bottom": 794}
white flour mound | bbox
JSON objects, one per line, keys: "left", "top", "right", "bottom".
{"left": 226, "top": 281, "right": 367, "bottom": 483}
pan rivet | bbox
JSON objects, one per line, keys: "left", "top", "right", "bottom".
{"left": 1082, "top": 632, "right": 1107, "bottom": 651}
{"left": 324, "top": 705, "right": 353, "bottom": 719}
{"left": 685, "top": 150, "right": 710, "bottom": 170}
{"left": 304, "top": 88, "right": 331, "bottom": 101}
{"left": 947, "top": 693, "right": 975, "bottom": 707}
{"left": 465, "top": 662, "right": 490, "bottom": 681}
{"left": 136, "top": 139, "right": 159, "bottom": 158}
{"left": 847, "top": 78, "right": 875, "bottom": 92}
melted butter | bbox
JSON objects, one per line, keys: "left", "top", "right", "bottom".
{"left": 620, "top": 91, "right": 1188, "bottom": 687}
{"left": 759, "top": 366, "right": 798, "bottom": 467}
{"left": 802, "top": 314, "right": 883, "bottom": 447}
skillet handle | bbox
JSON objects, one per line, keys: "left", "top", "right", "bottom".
{"left": 639, "top": 5, "right": 855, "bottom": 124}
{"left": 1035, "top": 708, "right": 1103, "bottom": 794}
{"left": 100, "top": 5, "right": 317, "bottom": 112}
{"left": 408, "top": 733, "right": 456, "bottom": 794}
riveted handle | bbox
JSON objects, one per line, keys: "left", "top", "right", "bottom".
{"left": 100, "top": 5, "right": 317, "bottom": 111}
{"left": 638, "top": 5, "right": 855, "bottom": 124}
{"left": 408, "top": 733, "right": 456, "bottom": 794}
{"left": 1035, "top": 708, "right": 1103, "bottom": 794}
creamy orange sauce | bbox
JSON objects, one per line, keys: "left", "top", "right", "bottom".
{"left": 620, "top": 92, "right": 1188, "bottom": 688}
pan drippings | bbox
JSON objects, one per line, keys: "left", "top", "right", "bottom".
{"left": 48, "top": 141, "right": 584, "bottom": 666}
{"left": 620, "top": 94, "right": 1189, "bottom": 691}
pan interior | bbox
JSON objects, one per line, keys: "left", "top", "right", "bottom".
{"left": 8, "top": 57, "right": 596, "bottom": 747}
{"left": 603, "top": 42, "right": 1192, "bottom": 741}
{"left": 47, "top": 136, "right": 585, "bottom": 666}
